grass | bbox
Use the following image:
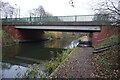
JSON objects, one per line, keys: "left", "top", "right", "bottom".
{"left": 22, "top": 64, "right": 47, "bottom": 79}
{"left": 94, "top": 34, "right": 120, "bottom": 78}
{"left": 13, "top": 64, "right": 47, "bottom": 79}
{"left": 94, "top": 34, "right": 120, "bottom": 49}
{"left": 46, "top": 49, "right": 72, "bottom": 75}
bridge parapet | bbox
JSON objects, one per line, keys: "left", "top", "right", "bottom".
{"left": 2, "top": 14, "right": 117, "bottom": 26}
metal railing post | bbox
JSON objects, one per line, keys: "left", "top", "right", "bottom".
{"left": 75, "top": 15, "right": 77, "bottom": 22}
{"left": 30, "top": 16, "right": 31, "bottom": 22}
{"left": 40, "top": 16, "right": 41, "bottom": 22}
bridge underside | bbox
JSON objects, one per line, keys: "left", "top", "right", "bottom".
{"left": 15, "top": 26, "right": 101, "bottom": 32}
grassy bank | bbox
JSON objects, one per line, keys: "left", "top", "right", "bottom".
{"left": 16, "top": 49, "right": 73, "bottom": 79}
{"left": 93, "top": 34, "right": 120, "bottom": 78}
{"left": 46, "top": 49, "right": 72, "bottom": 75}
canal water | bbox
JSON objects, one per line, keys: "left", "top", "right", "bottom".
{"left": 2, "top": 35, "right": 79, "bottom": 78}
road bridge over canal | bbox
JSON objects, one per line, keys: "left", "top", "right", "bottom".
{"left": 2, "top": 14, "right": 119, "bottom": 46}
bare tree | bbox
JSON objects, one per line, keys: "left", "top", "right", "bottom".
{"left": 0, "top": 1, "right": 17, "bottom": 18}
{"left": 97, "top": 0, "right": 119, "bottom": 15}
{"left": 28, "top": 5, "right": 49, "bottom": 17}
{"left": 37, "top": 6, "right": 46, "bottom": 17}
{"left": 93, "top": 0, "right": 120, "bottom": 26}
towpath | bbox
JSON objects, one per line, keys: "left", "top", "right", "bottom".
{"left": 50, "top": 47, "right": 98, "bottom": 78}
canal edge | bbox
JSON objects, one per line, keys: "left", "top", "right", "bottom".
{"left": 49, "top": 47, "right": 80, "bottom": 78}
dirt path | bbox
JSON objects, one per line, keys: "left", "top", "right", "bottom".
{"left": 51, "top": 47, "right": 97, "bottom": 78}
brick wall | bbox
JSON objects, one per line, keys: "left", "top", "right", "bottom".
{"left": 92, "top": 26, "right": 120, "bottom": 46}
{"left": 2, "top": 25, "right": 44, "bottom": 41}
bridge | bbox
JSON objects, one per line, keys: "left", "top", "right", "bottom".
{"left": 2, "top": 15, "right": 114, "bottom": 31}
{"left": 2, "top": 14, "right": 119, "bottom": 46}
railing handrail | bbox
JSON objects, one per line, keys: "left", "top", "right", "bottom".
{"left": 1, "top": 15, "right": 97, "bottom": 19}
{"left": 1, "top": 14, "right": 117, "bottom": 24}
{"left": 1, "top": 14, "right": 117, "bottom": 19}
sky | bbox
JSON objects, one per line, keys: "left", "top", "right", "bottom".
{"left": 2, "top": 0, "right": 99, "bottom": 17}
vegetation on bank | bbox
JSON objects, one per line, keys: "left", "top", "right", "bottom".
{"left": 22, "top": 64, "right": 47, "bottom": 79}
{"left": 45, "top": 31, "right": 63, "bottom": 40}
{"left": 2, "top": 30, "right": 82, "bottom": 78}
{"left": 2, "top": 30, "right": 19, "bottom": 47}
{"left": 20, "top": 32, "right": 81, "bottom": 78}
{"left": 93, "top": 34, "right": 120, "bottom": 78}
{"left": 45, "top": 31, "right": 80, "bottom": 41}
{"left": 0, "top": 30, "right": 2, "bottom": 46}
{"left": 46, "top": 49, "right": 72, "bottom": 75}
{"left": 13, "top": 49, "right": 73, "bottom": 79}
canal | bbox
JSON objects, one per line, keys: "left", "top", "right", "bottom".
{"left": 2, "top": 33, "right": 79, "bottom": 78}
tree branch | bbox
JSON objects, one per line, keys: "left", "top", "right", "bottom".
{"left": 111, "top": 1, "right": 120, "bottom": 12}
{"left": 107, "top": 8, "right": 120, "bottom": 15}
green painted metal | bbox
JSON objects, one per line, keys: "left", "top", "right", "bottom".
{"left": 1, "top": 14, "right": 115, "bottom": 23}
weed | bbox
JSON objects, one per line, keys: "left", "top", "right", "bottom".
{"left": 46, "top": 49, "right": 72, "bottom": 75}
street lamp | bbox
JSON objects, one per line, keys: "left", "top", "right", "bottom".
{"left": 15, "top": 4, "right": 20, "bottom": 18}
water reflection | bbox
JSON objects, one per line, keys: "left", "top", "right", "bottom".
{"left": 45, "top": 37, "right": 79, "bottom": 48}
{"left": 2, "top": 36, "right": 79, "bottom": 78}
{"left": 65, "top": 40, "right": 79, "bottom": 49}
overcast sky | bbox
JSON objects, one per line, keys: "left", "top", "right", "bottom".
{"left": 2, "top": 0, "right": 100, "bottom": 17}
